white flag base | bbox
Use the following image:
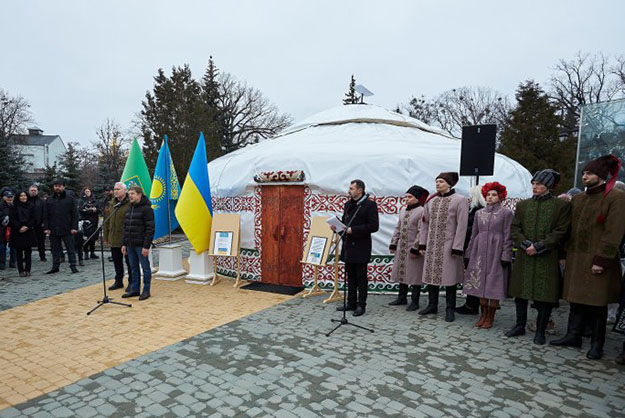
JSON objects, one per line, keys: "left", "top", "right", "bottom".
{"left": 185, "top": 251, "right": 217, "bottom": 285}
{"left": 154, "top": 244, "right": 187, "bottom": 281}
{"left": 149, "top": 248, "right": 157, "bottom": 273}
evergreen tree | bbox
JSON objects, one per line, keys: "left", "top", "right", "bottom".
{"left": 499, "top": 81, "right": 573, "bottom": 193}
{"left": 37, "top": 163, "right": 59, "bottom": 194}
{"left": 343, "top": 75, "right": 358, "bottom": 105}
{"left": 0, "top": 137, "right": 28, "bottom": 191}
{"left": 201, "top": 56, "right": 225, "bottom": 161}
{"left": 58, "top": 142, "right": 82, "bottom": 193}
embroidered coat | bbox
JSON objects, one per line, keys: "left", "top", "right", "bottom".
{"left": 508, "top": 194, "right": 571, "bottom": 303}
{"left": 389, "top": 205, "right": 425, "bottom": 286}
{"left": 463, "top": 203, "right": 514, "bottom": 301}
{"left": 563, "top": 186, "right": 625, "bottom": 306}
{"left": 419, "top": 190, "right": 469, "bottom": 286}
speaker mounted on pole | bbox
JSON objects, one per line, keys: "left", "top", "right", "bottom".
{"left": 460, "top": 124, "right": 497, "bottom": 177}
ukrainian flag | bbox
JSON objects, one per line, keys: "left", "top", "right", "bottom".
{"left": 175, "top": 133, "right": 213, "bottom": 253}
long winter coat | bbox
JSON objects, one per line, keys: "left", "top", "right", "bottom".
{"left": 28, "top": 195, "right": 45, "bottom": 228}
{"left": 463, "top": 203, "right": 514, "bottom": 301}
{"left": 339, "top": 197, "right": 379, "bottom": 264}
{"left": 9, "top": 200, "right": 36, "bottom": 249}
{"left": 508, "top": 194, "right": 570, "bottom": 303}
{"left": 562, "top": 186, "right": 625, "bottom": 306}
{"left": 43, "top": 190, "right": 78, "bottom": 236}
{"left": 419, "top": 190, "right": 469, "bottom": 286}
{"left": 122, "top": 195, "right": 155, "bottom": 249}
{"left": 389, "top": 204, "right": 425, "bottom": 285}
{"left": 103, "top": 196, "right": 131, "bottom": 248}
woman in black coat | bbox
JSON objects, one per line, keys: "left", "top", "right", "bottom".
{"left": 9, "top": 191, "right": 36, "bottom": 276}
{"left": 79, "top": 187, "right": 100, "bottom": 259}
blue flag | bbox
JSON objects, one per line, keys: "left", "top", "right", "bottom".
{"left": 150, "top": 136, "right": 181, "bottom": 240}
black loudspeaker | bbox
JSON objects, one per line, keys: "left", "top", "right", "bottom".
{"left": 460, "top": 124, "right": 497, "bottom": 176}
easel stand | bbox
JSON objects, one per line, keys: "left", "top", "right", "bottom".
{"left": 323, "top": 234, "right": 343, "bottom": 304}
{"left": 325, "top": 202, "right": 374, "bottom": 337}
{"left": 85, "top": 206, "right": 132, "bottom": 315}
{"left": 301, "top": 264, "right": 326, "bottom": 298}
{"left": 203, "top": 213, "right": 246, "bottom": 288}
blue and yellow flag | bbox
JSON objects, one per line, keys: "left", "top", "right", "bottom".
{"left": 175, "top": 132, "right": 213, "bottom": 253}
{"left": 150, "top": 135, "right": 181, "bottom": 240}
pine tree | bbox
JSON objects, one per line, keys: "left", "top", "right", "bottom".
{"left": 343, "top": 75, "right": 358, "bottom": 105}
{"left": 58, "top": 142, "right": 82, "bottom": 193}
{"left": 201, "top": 56, "right": 225, "bottom": 162}
{"left": 37, "top": 163, "right": 59, "bottom": 194}
{"left": 499, "top": 80, "right": 572, "bottom": 193}
{"left": 0, "top": 137, "right": 28, "bottom": 191}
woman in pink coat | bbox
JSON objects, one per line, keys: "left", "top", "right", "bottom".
{"left": 418, "top": 172, "right": 469, "bottom": 322}
{"left": 463, "top": 182, "right": 514, "bottom": 329}
{"left": 388, "top": 185, "right": 429, "bottom": 311}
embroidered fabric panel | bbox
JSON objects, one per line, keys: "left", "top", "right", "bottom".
{"left": 423, "top": 196, "right": 450, "bottom": 286}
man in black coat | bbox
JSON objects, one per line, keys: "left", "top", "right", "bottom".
{"left": 121, "top": 186, "right": 155, "bottom": 301}
{"left": 28, "top": 184, "right": 47, "bottom": 261}
{"left": 43, "top": 179, "right": 79, "bottom": 274}
{"left": 332, "top": 179, "right": 379, "bottom": 316}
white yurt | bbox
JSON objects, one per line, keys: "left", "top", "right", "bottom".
{"left": 208, "top": 104, "right": 532, "bottom": 291}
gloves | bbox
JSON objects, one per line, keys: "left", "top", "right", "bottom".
{"left": 501, "top": 260, "right": 511, "bottom": 268}
{"left": 520, "top": 240, "right": 533, "bottom": 251}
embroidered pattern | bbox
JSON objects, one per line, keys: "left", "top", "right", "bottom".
{"left": 520, "top": 198, "right": 555, "bottom": 300}
{"left": 424, "top": 196, "right": 450, "bottom": 285}
{"left": 465, "top": 255, "right": 482, "bottom": 290}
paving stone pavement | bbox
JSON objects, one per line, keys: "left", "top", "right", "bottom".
{"left": 2, "top": 293, "right": 624, "bottom": 418}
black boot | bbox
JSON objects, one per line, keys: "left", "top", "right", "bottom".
{"left": 389, "top": 283, "right": 408, "bottom": 306}
{"left": 505, "top": 298, "right": 528, "bottom": 337}
{"left": 90, "top": 252, "right": 99, "bottom": 259}
{"left": 84, "top": 252, "right": 90, "bottom": 260}
{"left": 419, "top": 286, "right": 439, "bottom": 315}
{"left": 550, "top": 303, "right": 584, "bottom": 347}
{"left": 456, "top": 294, "right": 480, "bottom": 315}
{"left": 78, "top": 257, "right": 84, "bottom": 267}
{"left": 406, "top": 285, "right": 421, "bottom": 311}
{"left": 533, "top": 304, "right": 552, "bottom": 345}
{"left": 46, "top": 266, "right": 60, "bottom": 274}
{"left": 445, "top": 286, "right": 456, "bottom": 322}
{"left": 587, "top": 306, "right": 607, "bottom": 360}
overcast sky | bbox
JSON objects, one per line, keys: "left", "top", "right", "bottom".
{"left": 1, "top": 0, "right": 624, "bottom": 147}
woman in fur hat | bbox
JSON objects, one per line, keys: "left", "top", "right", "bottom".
{"left": 388, "top": 185, "right": 430, "bottom": 311}
{"left": 463, "top": 182, "right": 514, "bottom": 329}
{"left": 418, "top": 172, "right": 469, "bottom": 322}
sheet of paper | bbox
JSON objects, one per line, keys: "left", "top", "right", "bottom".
{"left": 215, "top": 231, "right": 233, "bottom": 256}
{"left": 326, "top": 216, "right": 345, "bottom": 232}
{"left": 306, "top": 236, "right": 327, "bottom": 264}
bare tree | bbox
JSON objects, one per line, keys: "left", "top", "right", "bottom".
{"left": 406, "top": 87, "right": 510, "bottom": 139}
{"left": 92, "top": 118, "right": 129, "bottom": 191}
{"left": 614, "top": 55, "right": 625, "bottom": 95}
{"left": 218, "top": 73, "right": 292, "bottom": 152}
{"left": 550, "top": 52, "right": 625, "bottom": 131}
{"left": 0, "top": 88, "right": 33, "bottom": 140}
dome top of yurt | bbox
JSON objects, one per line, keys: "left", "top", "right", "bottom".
{"left": 209, "top": 104, "right": 532, "bottom": 198}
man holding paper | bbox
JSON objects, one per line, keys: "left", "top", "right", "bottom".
{"left": 331, "top": 180, "right": 379, "bottom": 316}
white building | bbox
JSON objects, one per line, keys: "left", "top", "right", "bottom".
{"left": 12, "top": 128, "right": 67, "bottom": 179}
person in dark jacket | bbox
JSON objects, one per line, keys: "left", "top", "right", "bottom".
{"left": 78, "top": 187, "right": 100, "bottom": 259}
{"left": 0, "top": 188, "right": 16, "bottom": 269}
{"left": 456, "top": 185, "right": 486, "bottom": 315}
{"left": 43, "top": 179, "right": 79, "bottom": 274}
{"left": 332, "top": 180, "right": 379, "bottom": 316}
{"left": 104, "top": 182, "right": 133, "bottom": 291}
{"left": 9, "top": 191, "right": 36, "bottom": 276}
{"left": 28, "top": 185, "right": 47, "bottom": 261}
{"left": 121, "top": 186, "right": 155, "bottom": 300}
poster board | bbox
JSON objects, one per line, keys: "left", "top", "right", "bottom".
{"left": 208, "top": 214, "right": 241, "bottom": 257}
{"left": 301, "top": 216, "right": 334, "bottom": 266}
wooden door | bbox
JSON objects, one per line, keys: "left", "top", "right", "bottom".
{"left": 261, "top": 185, "right": 304, "bottom": 286}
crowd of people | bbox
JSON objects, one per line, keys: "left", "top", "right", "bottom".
{"left": 0, "top": 180, "right": 155, "bottom": 300}
{"left": 337, "top": 154, "right": 625, "bottom": 364}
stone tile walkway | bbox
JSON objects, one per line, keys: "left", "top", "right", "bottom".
{"left": 2, "top": 292, "right": 624, "bottom": 418}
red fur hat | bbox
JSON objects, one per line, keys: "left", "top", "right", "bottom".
{"left": 481, "top": 182, "right": 507, "bottom": 200}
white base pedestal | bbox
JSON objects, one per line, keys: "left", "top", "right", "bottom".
{"left": 154, "top": 244, "right": 187, "bottom": 281}
{"left": 149, "top": 249, "right": 157, "bottom": 273}
{"left": 185, "top": 251, "right": 216, "bottom": 285}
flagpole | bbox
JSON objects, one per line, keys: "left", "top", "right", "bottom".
{"left": 165, "top": 137, "right": 172, "bottom": 243}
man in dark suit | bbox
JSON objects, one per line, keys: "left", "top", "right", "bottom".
{"left": 332, "top": 179, "right": 379, "bottom": 316}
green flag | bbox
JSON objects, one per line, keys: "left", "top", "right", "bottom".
{"left": 121, "top": 138, "right": 152, "bottom": 197}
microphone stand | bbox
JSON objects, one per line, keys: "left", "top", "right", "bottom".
{"left": 326, "top": 197, "right": 375, "bottom": 337}
{"left": 85, "top": 203, "right": 132, "bottom": 315}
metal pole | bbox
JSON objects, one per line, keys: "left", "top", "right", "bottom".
{"left": 165, "top": 138, "right": 172, "bottom": 243}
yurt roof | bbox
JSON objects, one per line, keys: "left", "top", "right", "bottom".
{"left": 209, "top": 104, "right": 532, "bottom": 198}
